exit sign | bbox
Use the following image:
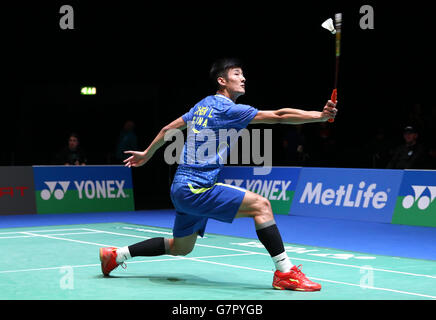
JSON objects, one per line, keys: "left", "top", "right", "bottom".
{"left": 80, "top": 86, "right": 96, "bottom": 95}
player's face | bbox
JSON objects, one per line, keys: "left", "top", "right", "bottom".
{"left": 222, "top": 68, "right": 246, "bottom": 96}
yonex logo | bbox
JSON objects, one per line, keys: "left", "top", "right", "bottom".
{"left": 40, "top": 180, "right": 127, "bottom": 200}
{"left": 224, "top": 179, "right": 291, "bottom": 201}
{"left": 402, "top": 185, "right": 436, "bottom": 210}
{"left": 41, "top": 181, "right": 70, "bottom": 200}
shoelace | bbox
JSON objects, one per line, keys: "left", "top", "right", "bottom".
{"left": 112, "top": 248, "right": 127, "bottom": 270}
{"left": 292, "top": 264, "right": 306, "bottom": 278}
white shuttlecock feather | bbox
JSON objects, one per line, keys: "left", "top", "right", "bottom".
{"left": 321, "top": 18, "right": 336, "bottom": 34}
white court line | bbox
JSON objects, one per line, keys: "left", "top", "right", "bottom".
{"left": 5, "top": 226, "right": 436, "bottom": 279}
{"left": 20, "top": 232, "right": 113, "bottom": 247}
{"left": 0, "top": 263, "right": 101, "bottom": 274}
{"left": 0, "top": 228, "right": 87, "bottom": 235}
{"left": 0, "top": 253, "right": 255, "bottom": 274}
{"left": 82, "top": 228, "right": 152, "bottom": 240}
{"left": 172, "top": 255, "right": 436, "bottom": 299}
{"left": 0, "top": 231, "right": 105, "bottom": 240}
{"left": 4, "top": 226, "right": 436, "bottom": 299}
{"left": 84, "top": 228, "right": 436, "bottom": 280}
{"left": 2, "top": 253, "right": 435, "bottom": 299}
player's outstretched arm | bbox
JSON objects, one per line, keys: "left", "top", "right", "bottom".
{"left": 250, "top": 100, "right": 337, "bottom": 125}
{"left": 124, "top": 117, "right": 186, "bottom": 168}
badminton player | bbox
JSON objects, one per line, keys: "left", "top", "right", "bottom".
{"left": 100, "top": 58, "right": 337, "bottom": 291}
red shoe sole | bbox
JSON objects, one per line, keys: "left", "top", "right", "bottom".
{"left": 273, "top": 283, "right": 321, "bottom": 291}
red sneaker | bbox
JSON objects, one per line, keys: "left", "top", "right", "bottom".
{"left": 99, "top": 247, "right": 124, "bottom": 276}
{"left": 272, "top": 264, "right": 321, "bottom": 291}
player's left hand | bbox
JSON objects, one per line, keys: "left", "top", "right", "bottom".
{"left": 321, "top": 100, "right": 338, "bottom": 121}
{"left": 123, "top": 150, "right": 151, "bottom": 168}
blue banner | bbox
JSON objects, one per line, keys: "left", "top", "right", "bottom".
{"left": 290, "top": 167, "right": 403, "bottom": 222}
{"left": 217, "top": 166, "right": 301, "bottom": 215}
{"left": 33, "top": 165, "right": 134, "bottom": 214}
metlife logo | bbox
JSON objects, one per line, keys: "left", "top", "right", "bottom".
{"left": 33, "top": 166, "right": 134, "bottom": 214}
{"left": 392, "top": 170, "right": 436, "bottom": 227}
{"left": 299, "top": 181, "right": 389, "bottom": 209}
{"left": 291, "top": 168, "right": 403, "bottom": 222}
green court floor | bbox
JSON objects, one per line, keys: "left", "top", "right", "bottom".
{"left": 1, "top": 222, "right": 435, "bottom": 300}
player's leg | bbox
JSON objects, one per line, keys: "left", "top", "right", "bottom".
{"left": 235, "top": 190, "right": 293, "bottom": 272}
{"left": 99, "top": 237, "right": 171, "bottom": 276}
{"left": 167, "top": 232, "right": 198, "bottom": 256}
{"left": 99, "top": 233, "right": 198, "bottom": 276}
{"left": 234, "top": 189, "right": 274, "bottom": 224}
{"left": 118, "top": 232, "right": 198, "bottom": 260}
{"left": 117, "top": 232, "right": 198, "bottom": 260}
{"left": 122, "top": 231, "right": 198, "bottom": 258}
{"left": 235, "top": 190, "right": 321, "bottom": 291}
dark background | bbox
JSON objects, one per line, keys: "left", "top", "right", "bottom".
{"left": 2, "top": 1, "right": 435, "bottom": 209}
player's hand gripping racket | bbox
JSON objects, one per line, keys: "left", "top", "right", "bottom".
{"left": 328, "top": 88, "right": 337, "bottom": 122}
{"left": 327, "top": 13, "right": 342, "bottom": 123}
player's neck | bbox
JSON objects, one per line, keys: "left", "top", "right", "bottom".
{"left": 216, "top": 89, "right": 240, "bottom": 103}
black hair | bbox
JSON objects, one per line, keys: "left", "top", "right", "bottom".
{"left": 209, "top": 57, "right": 243, "bottom": 88}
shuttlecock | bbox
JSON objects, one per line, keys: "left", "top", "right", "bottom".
{"left": 321, "top": 18, "right": 336, "bottom": 34}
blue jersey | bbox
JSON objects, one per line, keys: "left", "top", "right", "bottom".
{"left": 172, "top": 94, "right": 258, "bottom": 187}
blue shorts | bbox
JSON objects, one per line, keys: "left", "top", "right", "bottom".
{"left": 170, "top": 182, "right": 247, "bottom": 238}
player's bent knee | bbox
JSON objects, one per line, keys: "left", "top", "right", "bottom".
{"left": 171, "top": 246, "right": 194, "bottom": 256}
{"left": 252, "top": 196, "right": 273, "bottom": 225}
{"left": 168, "top": 233, "right": 197, "bottom": 256}
{"left": 258, "top": 196, "right": 273, "bottom": 217}
{"left": 236, "top": 192, "right": 273, "bottom": 220}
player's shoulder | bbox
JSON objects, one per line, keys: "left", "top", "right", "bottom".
{"left": 225, "top": 101, "right": 254, "bottom": 116}
{"left": 193, "top": 94, "right": 255, "bottom": 116}
{"left": 193, "top": 94, "right": 232, "bottom": 110}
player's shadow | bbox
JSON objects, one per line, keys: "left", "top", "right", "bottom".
{"left": 98, "top": 273, "right": 268, "bottom": 291}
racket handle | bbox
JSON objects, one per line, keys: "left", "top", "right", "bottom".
{"left": 328, "top": 89, "right": 337, "bottom": 123}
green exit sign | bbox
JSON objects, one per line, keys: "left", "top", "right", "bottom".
{"left": 80, "top": 86, "right": 97, "bottom": 95}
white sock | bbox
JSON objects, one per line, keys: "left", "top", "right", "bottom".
{"left": 116, "top": 246, "right": 131, "bottom": 264}
{"left": 272, "top": 252, "right": 293, "bottom": 273}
